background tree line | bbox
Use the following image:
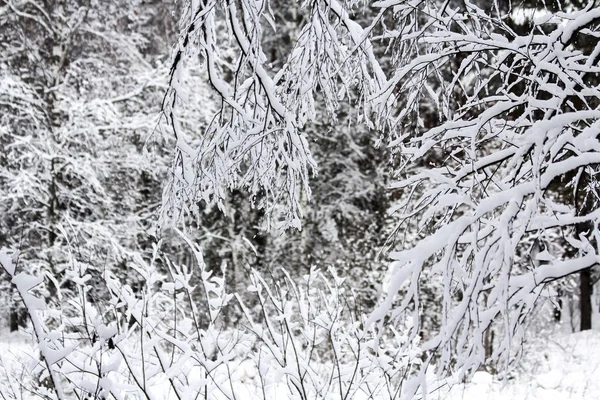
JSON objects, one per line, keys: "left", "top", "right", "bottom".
{"left": 1, "top": 0, "right": 600, "bottom": 398}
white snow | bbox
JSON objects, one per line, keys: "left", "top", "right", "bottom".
{"left": 2, "top": 326, "right": 600, "bottom": 399}
{"left": 437, "top": 330, "right": 600, "bottom": 400}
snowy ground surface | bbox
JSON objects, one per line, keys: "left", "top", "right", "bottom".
{"left": 1, "top": 328, "right": 598, "bottom": 399}
{"left": 440, "top": 330, "right": 600, "bottom": 400}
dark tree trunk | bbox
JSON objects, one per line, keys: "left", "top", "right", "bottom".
{"left": 573, "top": 165, "right": 595, "bottom": 331}
{"left": 553, "top": 287, "right": 563, "bottom": 323}
{"left": 484, "top": 328, "right": 494, "bottom": 362}
{"left": 9, "top": 310, "right": 23, "bottom": 332}
{"left": 9, "top": 288, "right": 26, "bottom": 332}
{"left": 580, "top": 267, "right": 592, "bottom": 331}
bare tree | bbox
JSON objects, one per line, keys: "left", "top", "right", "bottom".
{"left": 167, "top": 0, "right": 600, "bottom": 394}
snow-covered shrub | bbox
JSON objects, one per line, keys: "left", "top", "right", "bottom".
{"left": 1, "top": 243, "right": 422, "bottom": 400}
{"left": 237, "top": 266, "right": 423, "bottom": 399}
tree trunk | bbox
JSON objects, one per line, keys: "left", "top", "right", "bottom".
{"left": 573, "top": 167, "right": 595, "bottom": 331}
{"left": 9, "top": 286, "right": 26, "bottom": 332}
{"left": 553, "top": 288, "right": 563, "bottom": 323}
{"left": 484, "top": 327, "right": 494, "bottom": 367}
{"left": 580, "top": 267, "right": 592, "bottom": 331}
{"left": 9, "top": 310, "right": 25, "bottom": 332}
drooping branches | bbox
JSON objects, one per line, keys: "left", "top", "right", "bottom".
{"left": 162, "top": 0, "right": 387, "bottom": 230}
{"left": 162, "top": 0, "right": 600, "bottom": 393}
{"left": 371, "top": 0, "right": 600, "bottom": 388}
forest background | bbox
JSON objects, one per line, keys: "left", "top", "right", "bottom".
{"left": 1, "top": 0, "right": 600, "bottom": 398}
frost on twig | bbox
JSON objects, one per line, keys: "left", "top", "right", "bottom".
{"left": 161, "top": 0, "right": 387, "bottom": 230}
{"left": 369, "top": 0, "right": 600, "bottom": 393}
{"left": 1, "top": 248, "right": 68, "bottom": 399}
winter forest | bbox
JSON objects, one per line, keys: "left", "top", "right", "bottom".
{"left": 2, "top": 0, "right": 600, "bottom": 398}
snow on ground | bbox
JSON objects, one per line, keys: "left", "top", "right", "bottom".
{"left": 1, "top": 328, "right": 599, "bottom": 399}
{"left": 0, "top": 328, "right": 39, "bottom": 399}
{"left": 440, "top": 330, "right": 600, "bottom": 400}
